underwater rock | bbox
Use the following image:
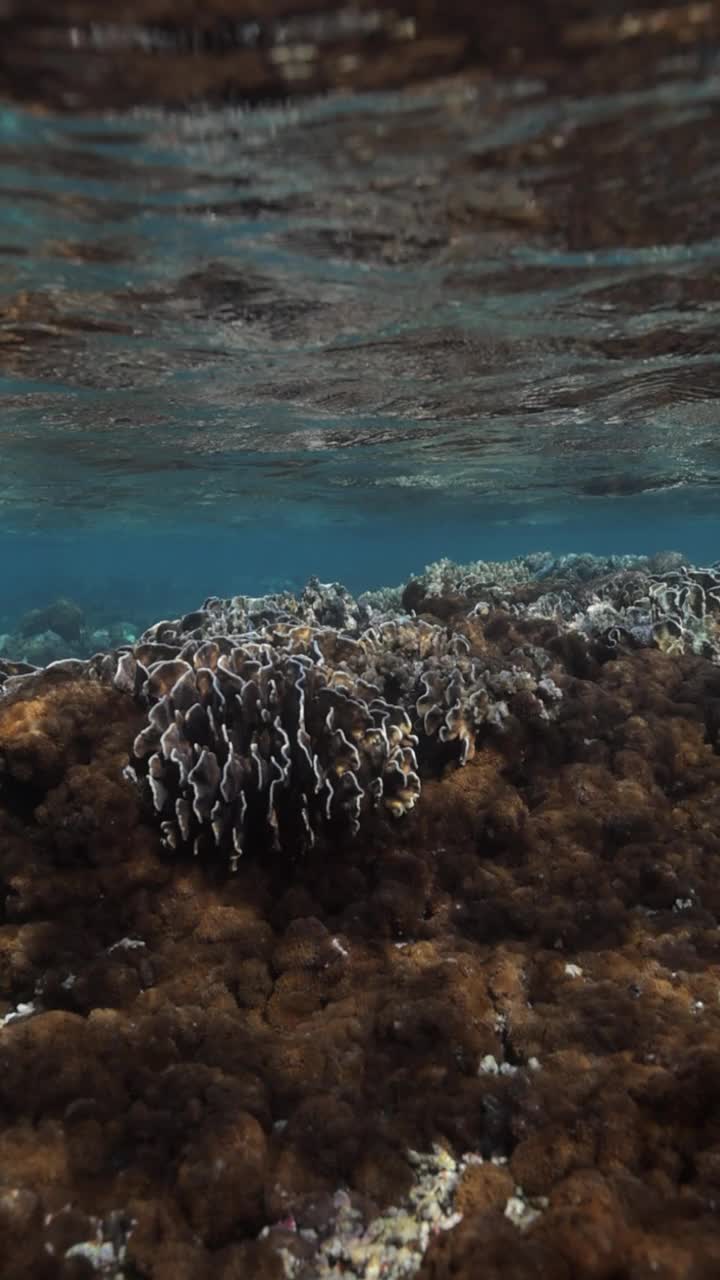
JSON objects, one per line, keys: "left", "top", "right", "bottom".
{"left": 1, "top": 610, "right": 141, "bottom": 672}
{"left": 15, "top": 628, "right": 74, "bottom": 668}
{"left": 89, "top": 628, "right": 113, "bottom": 652}
{"left": 19, "top": 597, "right": 84, "bottom": 644}
{"left": 110, "top": 621, "right": 138, "bottom": 646}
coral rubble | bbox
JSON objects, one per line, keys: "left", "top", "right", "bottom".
{"left": 2, "top": 554, "right": 720, "bottom": 1277}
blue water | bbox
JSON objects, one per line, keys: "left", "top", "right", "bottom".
{"left": 3, "top": 59, "right": 720, "bottom": 638}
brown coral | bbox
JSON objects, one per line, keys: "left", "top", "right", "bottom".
{"left": 2, "top": 584, "right": 720, "bottom": 1277}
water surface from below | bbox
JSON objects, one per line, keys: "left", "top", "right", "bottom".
{"left": 2, "top": 52, "right": 720, "bottom": 636}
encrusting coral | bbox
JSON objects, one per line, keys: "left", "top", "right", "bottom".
{"left": 3, "top": 553, "right": 720, "bottom": 1278}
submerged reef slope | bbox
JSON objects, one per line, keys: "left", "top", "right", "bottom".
{"left": 2, "top": 554, "right": 720, "bottom": 1277}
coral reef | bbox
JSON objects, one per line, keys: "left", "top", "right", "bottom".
{"left": 113, "top": 557, "right": 720, "bottom": 866}
{"left": 3, "top": 555, "right": 720, "bottom": 1277}
{"left": 120, "top": 579, "right": 561, "bottom": 864}
{"left": 19, "top": 599, "right": 85, "bottom": 646}
{"left": 0, "top": 599, "right": 139, "bottom": 670}
{"left": 400, "top": 549, "right": 720, "bottom": 664}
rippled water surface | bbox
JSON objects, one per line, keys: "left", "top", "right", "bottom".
{"left": 3, "top": 50, "right": 720, "bottom": 628}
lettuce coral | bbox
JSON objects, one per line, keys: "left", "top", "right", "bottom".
{"left": 116, "top": 587, "right": 563, "bottom": 866}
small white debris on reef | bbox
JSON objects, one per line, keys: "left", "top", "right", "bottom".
{"left": 0, "top": 1001, "right": 37, "bottom": 1028}
{"left": 270, "top": 1146, "right": 546, "bottom": 1279}
{"left": 107, "top": 937, "right": 146, "bottom": 953}
{"left": 504, "top": 1188, "right": 548, "bottom": 1231}
{"left": 478, "top": 1053, "right": 519, "bottom": 1076}
{"left": 65, "top": 1241, "right": 122, "bottom": 1272}
{"left": 63, "top": 1212, "right": 133, "bottom": 1277}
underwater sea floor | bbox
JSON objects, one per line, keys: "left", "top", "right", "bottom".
{"left": 2, "top": 553, "right": 720, "bottom": 1277}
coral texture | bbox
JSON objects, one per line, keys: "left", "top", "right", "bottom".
{"left": 3, "top": 558, "right": 720, "bottom": 1278}
{"left": 120, "top": 579, "right": 562, "bottom": 865}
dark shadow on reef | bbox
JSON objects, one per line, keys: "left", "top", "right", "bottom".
{"left": 3, "top": 557, "right": 720, "bottom": 1275}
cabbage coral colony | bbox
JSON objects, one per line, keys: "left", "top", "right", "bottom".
{"left": 123, "top": 599, "right": 562, "bottom": 867}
